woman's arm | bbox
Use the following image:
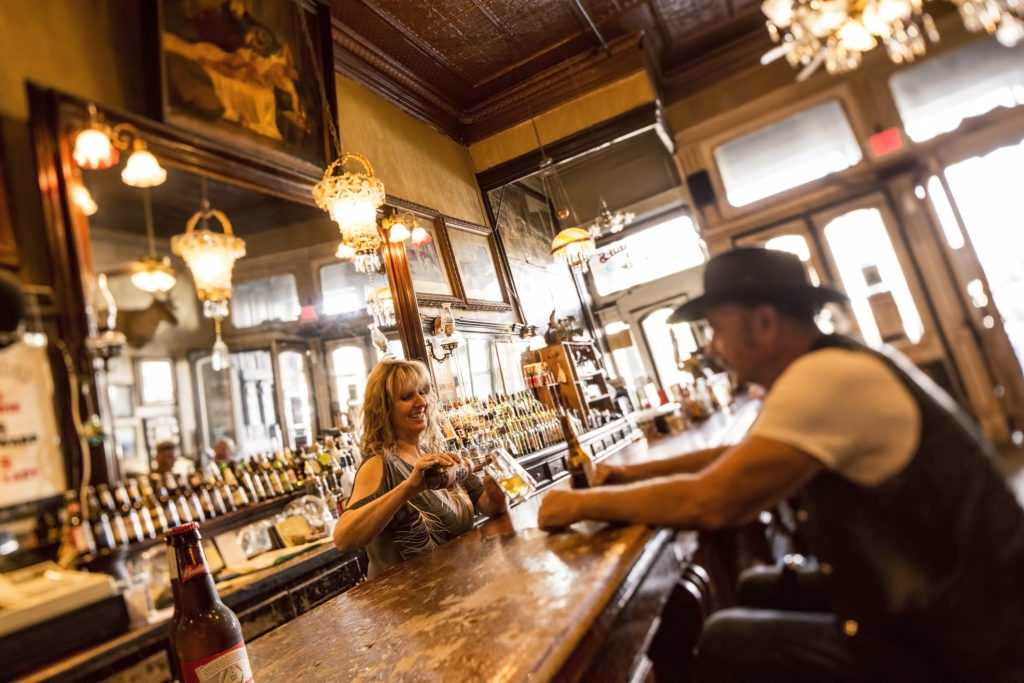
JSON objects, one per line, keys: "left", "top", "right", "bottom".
{"left": 333, "top": 452, "right": 457, "bottom": 551}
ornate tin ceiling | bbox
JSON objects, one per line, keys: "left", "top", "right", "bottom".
{"left": 330, "top": 0, "right": 768, "bottom": 143}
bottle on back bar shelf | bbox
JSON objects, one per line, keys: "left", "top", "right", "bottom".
{"left": 559, "top": 412, "right": 595, "bottom": 489}
{"left": 167, "top": 522, "right": 254, "bottom": 683}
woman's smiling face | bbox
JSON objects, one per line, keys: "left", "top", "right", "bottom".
{"left": 390, "top": 376, "right": 431, "bottom": 442}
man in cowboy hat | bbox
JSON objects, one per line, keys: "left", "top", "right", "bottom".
{"left": 539, "top": 247, "right": 1024, "bottom": 681}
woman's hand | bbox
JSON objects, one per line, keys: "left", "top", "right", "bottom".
{"left": 404, "top": 451, "right": 461, "bottom": 493}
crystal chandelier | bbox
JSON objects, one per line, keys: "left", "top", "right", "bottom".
{"left": 313, "top": 152, "right": 386, "bottom": 272}
{"left": 762, "top": 0, "right": 1023, "bottom": 79}
{"left": 950, "top": 0, "right": 1024, "bottom": 46}
{"left": 171, "top": 196, "right": 245, "bottom": 371}
{"left": 761, "top": 0, "right": 939, "bottom": 79}
{"left": 586, "top": 198, "right": 635, "bottom": 238}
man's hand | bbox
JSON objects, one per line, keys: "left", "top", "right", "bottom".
{"left": 538, "top": 489, "right": 582, "bottom": 530}
{"left": 593, "top": 462, "right": 625, "bottom": 486}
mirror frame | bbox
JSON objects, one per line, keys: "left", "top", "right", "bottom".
{"left": 27, "top": 83, "right": 428, "bottom": 478}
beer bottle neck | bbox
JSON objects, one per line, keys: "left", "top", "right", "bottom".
{"left": 173, "top": 540, "right": 221, "bottom": 613}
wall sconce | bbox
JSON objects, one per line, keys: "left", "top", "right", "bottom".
{"left": 426, "top": 303, "right": 461, "bottom": 363}
{"left": 171, "top": 192, "right": 245, "bottom": 371}
{"left": 551, "top": 227, "right": 597, "bottom": 273}
{"left": 72, "top": 104, "right": 167, "bottom": 187}
{"left": 380, "top": 210, "right": 431, "bottom": 246}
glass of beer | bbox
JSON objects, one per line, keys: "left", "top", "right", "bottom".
{"left": 479, "top": 445, "right": 537, "bottom": 505}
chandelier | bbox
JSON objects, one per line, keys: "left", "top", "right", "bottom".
{"left": 586, "top": 198, "right": 635, "bottom": 238}
{"left": 130, "top": 188, "right": 176, "bottom": 294}
{"left": 313, "top": 154, "right": 386, "bottom": 273}
{"left": 171, "top": 197, "right": 245, "bottom": 370}
{"left": 762, "top": 0, "right": 1023, "bottom": 79}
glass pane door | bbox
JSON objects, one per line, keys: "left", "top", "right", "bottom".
{"left": 275, "top": 345, "right": 315, "bottom": 451}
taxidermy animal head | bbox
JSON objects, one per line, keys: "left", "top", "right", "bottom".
{"left": 116, "top": 298, "right": 178, "bottom": 349}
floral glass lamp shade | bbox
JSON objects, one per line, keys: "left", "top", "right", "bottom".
{"left": 551, "top": 227, "right": 597, "bottom": 273}
{"left": 313, "top": 152, "right": 386, "bottom": 267}
{"left": 172, "top": 206, "right": 245, "bottom": 371}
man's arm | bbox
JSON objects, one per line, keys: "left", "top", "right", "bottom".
{"left": 539, "top": 436, "right": 823, "bottom": 530}
{"left": 597, "top": 445, "right": 729, "bottom": 485}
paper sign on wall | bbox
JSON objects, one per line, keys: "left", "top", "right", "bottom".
{"left": 0, "top": 341, "right": 66, "bottom": 506}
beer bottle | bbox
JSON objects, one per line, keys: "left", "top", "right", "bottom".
{"left": 558, "top": 412, "right": 595, "bottom": 489}
{"left": 422, "top": 460, "right": 469, "bottom": 490}
{"left": 167, "top": 522, "right": 254, "bottom": 682}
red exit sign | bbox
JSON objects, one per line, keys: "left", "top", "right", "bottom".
{"left": 869, "top": 127, "right": 904, "bottom": 157}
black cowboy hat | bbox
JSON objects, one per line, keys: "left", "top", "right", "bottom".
{"left": 668, "top": 247, "right": 848, "bottom": 323}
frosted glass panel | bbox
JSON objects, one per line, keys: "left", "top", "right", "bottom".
{"left": 591, "top": 216, "right": 705, "bottom": 296}
{"left": 320, "top": 261, "right": 375, "bottom": 315}
{"left": 890, "top": 38, "right": 1024, "bottom": 143}
{"left": 714, "top": 100, "right": 863, "bottom": 207}
{"left": 232, "top": 274, "right": 300, "bottom": 328}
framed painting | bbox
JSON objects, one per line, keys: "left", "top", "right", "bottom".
{"left": 136, "top": 357, "right": 176, "bottom": 406}
{"left": 443, "top": 217, "right": 513, "bottom": 310}
{"left": 407, "top": 222, "right": 457, "bottom": 300}
{"left": 149, "top": 0, "right": 336, "bottom": 173}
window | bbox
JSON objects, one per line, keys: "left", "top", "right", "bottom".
{"left": 822, "top": 209, "right": 924, "bottom": 346}
{"left": 232, "top": 274, "right": 300, "bottom": 328}
{"left": 641, "top": 308, "right": 701, "bottom": 391}
{"left": 320, "top": 261, "right": 374, "bottom": 315}
{"left": 714, "top": 100, "right": 863, "bottom": 207}
{"left": 890, "top": 38, "right": 1024, "bottom": 143}
{"left": 590, "top": 216, "right": 705, "bottom": 296}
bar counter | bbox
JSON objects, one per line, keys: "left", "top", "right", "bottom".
{"left": 247, "top": 403, "right": 761, "bottom": 682}
{"left": 248, "top": 480, "right": 679, "bottom": 682}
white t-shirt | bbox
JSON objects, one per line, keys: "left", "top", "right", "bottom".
{"left": 749, "top": 348, "right": 921, "bottom": 486}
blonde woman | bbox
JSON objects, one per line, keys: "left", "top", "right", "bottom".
{"left": 333, "top": 360, "right": 507, "bottom": 577}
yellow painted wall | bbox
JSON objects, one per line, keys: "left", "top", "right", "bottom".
{"left": 335, "top": 76, "right": 488, "bottom": 225}
{"left": 469, "top": 71, "right": 655, "bottom": 173}
{"left": 0, "top": 1, "right": 140, "bottom": 119}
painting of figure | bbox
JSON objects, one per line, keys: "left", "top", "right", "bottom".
{"left": 157, "top": 0, "right": 329, "bottom": 169}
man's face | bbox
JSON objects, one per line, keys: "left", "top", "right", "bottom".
{"left": 156, "top": 446, "right": 176, "bottom": 472}
{"left": 703, "top": 304, "right": 764, "bottom": 387}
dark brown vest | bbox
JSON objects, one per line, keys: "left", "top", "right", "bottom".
{"left": 796, "top": 335, "right": 1024, "bottom": 678}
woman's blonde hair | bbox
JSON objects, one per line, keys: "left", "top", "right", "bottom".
{"left": 360, "top": 359, "right": 443, "bottom": 458}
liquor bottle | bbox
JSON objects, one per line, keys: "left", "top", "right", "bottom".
{"left": 559, "top": 412, "right": 595, "bottom": 489}
{"left": 422, "top": 460, "right": 469, "bottom": 490}
{"left": 85, "top": 486, "right": 115, "bottom": 552}
{"left": 167, "top": 522, "right": 254, "bottom": 682}
{"left": 63, "top": 489, "right": 97, "bottom": 558}
{"left": 115, "top": 482, "right": 151, "bottom": 542}
{"left": 152, "top": 474, "right": 183, "bottom": 529}
{"left": 97, "top": 483, "right": 130, "bottom": 547}
{"left": 133, "top": 477, "right": 168, "bottom": 535}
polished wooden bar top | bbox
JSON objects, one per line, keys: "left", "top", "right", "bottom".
{"left": 248, "top": 407, "right": 759, "bottom": 681}
{"left": 248, "top": 497, "right": 656, "bottom": 681}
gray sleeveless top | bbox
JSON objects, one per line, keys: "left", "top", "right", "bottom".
{"left": 347, "top": 452, "right": 483, "bottom": 578}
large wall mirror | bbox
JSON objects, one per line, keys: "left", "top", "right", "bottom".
{"left": 30, "top": 85, "right": 400, "bottom": 478}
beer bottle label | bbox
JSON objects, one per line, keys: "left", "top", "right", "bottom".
{"left": 181, "top": 641, "right": 254, "bottom": 683}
